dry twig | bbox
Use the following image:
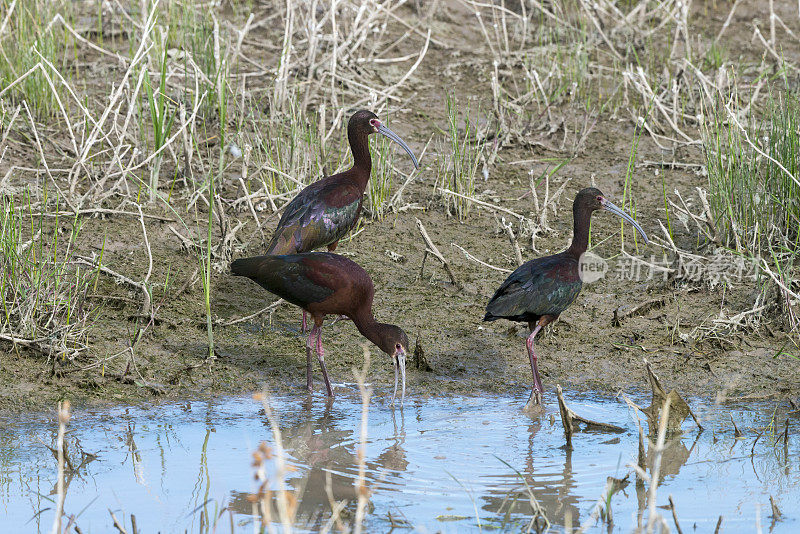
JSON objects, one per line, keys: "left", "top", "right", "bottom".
{"left": 415, "top": 218, "right": 461, "bottom": 288}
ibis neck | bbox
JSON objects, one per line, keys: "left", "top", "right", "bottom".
{"left": 567, "top": 206, "right": 592, "bottom": 258}
{"left": 348, "top": 129, "right": 372, "bottom": 189}
{"left": 353, "top": 311, "right": 391, "bottom": 355}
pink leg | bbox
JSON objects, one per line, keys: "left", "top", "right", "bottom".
{"left": 301, "top": 310, "right": 307, "bottom": 333}
{"left": 312, "top": 326, "right": 334, "bottom": 397}
{"left": 305, "top": 330, "right": 315, "bottom": 392}
{"left": 526, "top": 324, "right": 544, "bottom": 406}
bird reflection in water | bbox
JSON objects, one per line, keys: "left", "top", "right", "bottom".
{"left": 228, "top": 395, "right": 409, "bottom": 529}
{"left": 478, "top": 417, "right": 579, "bottom": 530}
{"left": 635, "top": 431, "right": 700, "bottom": 530}
{"left": 478, "top": 416, "right": 699, "bottom": 531}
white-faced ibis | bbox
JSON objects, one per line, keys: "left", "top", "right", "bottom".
{"left": 266, "top": 110, "right": 419, "bottom": 331}
{"left": 231, "top": 252, "right": 410, "bottom": 403}
{"left": 483, "top": 187, "right": 648, "bottom": 407}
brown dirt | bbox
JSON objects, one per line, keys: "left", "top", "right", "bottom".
{"left": 1, "top": 1, "right": 798, "bottom": 413}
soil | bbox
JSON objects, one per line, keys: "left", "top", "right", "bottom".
{"left": 1, "top": 1, "right": 797, "bottom": 413}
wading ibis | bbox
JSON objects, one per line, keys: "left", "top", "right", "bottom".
{"left": 231, "top": 252, "right": 410, "bottom": 403}
{"left": 483, "top": 187, "right": 648, "bottom": 408}
{"left": 266, "top": 110, "right": 419, "bottom": 331}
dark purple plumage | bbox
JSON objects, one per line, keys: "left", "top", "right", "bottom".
{"left": 266, "top": 110, "right": 418, "bottom": 255}
{"left": 231, "top": 254, "right": 335, "bottom": 308}
{"left": 484, "top": 187, "right": 649, "bottom": 407}
{"left": 231, "top": 252, "right": 410, "bottom": 402}
{"left": 265, "top": 110, "right": 418, "bottom": 334}
{"left": 484, "top": 254, "right": 582, "bottom": 324}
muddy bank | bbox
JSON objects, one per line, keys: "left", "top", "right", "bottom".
{"left": 2, "top": 151, "right": 795, "bottom": 413}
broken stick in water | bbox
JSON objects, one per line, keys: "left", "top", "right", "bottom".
{"left": 556, "top": 385, "right": 625, "bottom": 449}
{"left": 729, "top": 414, "right": 744, "bottom": 439}
{"left": 668, "top": 495, "right": 684, "bottom": 534}
{"left": 635, "top": 359, "right": 703, "bottom": 434}
{"left": 637, "top": 423, "right": 646, "bottom": 472}
{"left": 769, "top": 495, "right": 782, "bottom": 521}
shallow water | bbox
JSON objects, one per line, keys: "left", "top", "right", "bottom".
{"left": 1, "top": 387, "right": 797, "bottom": 533}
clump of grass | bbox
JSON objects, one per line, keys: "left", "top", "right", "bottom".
{"left": 248, "top": 95, "right": 333, "bottom": 198}
{"left": 704, "top": 94, "right": 800, "bottom": 251}
{"left": 0, "top": 0, "right": 69, "bottom": 117}
{"left": 165, "top": 3, "right": 221, "bottom": 123}
{"left": 437, "top": 95, "right": 484, "bottom": 220}
{"left": 0, "top": 193, "right": 95, "bottom": 362}
{"left": 249, "top": 349, "right": 374, "bottom": 531}
{"left": 365, "top": 135, "right": 395, "bottom": 219}
{"left": 703, "top": 42, "right": 726, "bottom": 70}
{"left": 142, "top": 39, "right": 176, "bottom": 203}
{"left": 620, "top": 111, "right": 646, "bottom": 250}
{"left": 704, "top": 92, "right": 800, "bottom": 328}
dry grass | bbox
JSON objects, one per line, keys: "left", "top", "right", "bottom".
{"left": 0, "top": 193, "right": 94, "bottom": 363}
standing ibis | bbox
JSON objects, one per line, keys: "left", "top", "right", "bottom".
{"left": 231, "top": 252, "right": 410, "bottom": 403}
{"left": 266, "top": 110, "right": 419, "bottom": 331}
{"left": 483, "top": 187, "right": 648, "bottom": 408}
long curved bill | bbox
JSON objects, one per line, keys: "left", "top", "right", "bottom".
{"left": 391, "top": 350, "right": 407, "bottom": 406}
{"left": 376, "top": 123, "right": 420, "bottom": 169}
{"left": 601, "top": 198, "right": 649, "bottom": 244}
